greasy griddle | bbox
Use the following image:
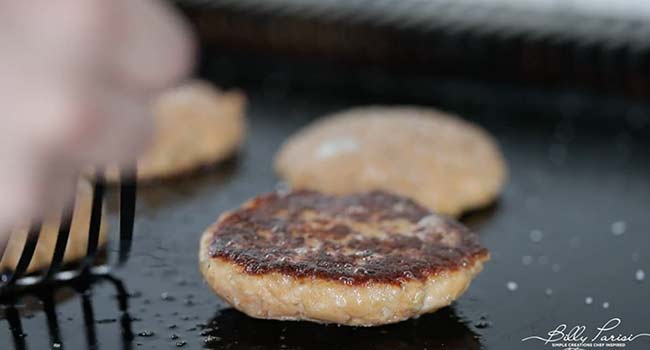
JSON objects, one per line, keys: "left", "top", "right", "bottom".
{"left": 2, "top": 56, "right": 649, "bottom": 349}
{"left": 3, "top": 10, "right": 650, "bottom": 350}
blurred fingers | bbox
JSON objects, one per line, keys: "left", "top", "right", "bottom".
{"left": 113, "top": 0, "right": 195, "bottom": 92}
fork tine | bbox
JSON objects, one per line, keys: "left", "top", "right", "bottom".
{"left": 41, "top": 293, "right": 63, "bottom": 348}
{"left": 7, "top": 222, "right": 43, "bottom": 285}
{"left": 103, "top": 274, "right": 134, "bottom": 346}
{"left": 44, "top": 208, "right": 75, "bottom": 279}
{"left": 5, "top": 304, "right": 27, "bottom": 350}
{"left": 118, "top": 166, "right": 137, "bottom": 265}
{"left": 81, "top": 289, "right": 99, "bottom": 348}
{"left": 81, "top": 173, "right": 105, "bottom": 271}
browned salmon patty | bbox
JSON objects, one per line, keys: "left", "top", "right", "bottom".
{"left": 199, "top": 190, "right": 489, "bottom": 326}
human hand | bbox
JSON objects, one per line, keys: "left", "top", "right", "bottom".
{"left": 0, "top": 0, "right": 194, "bottom": 232}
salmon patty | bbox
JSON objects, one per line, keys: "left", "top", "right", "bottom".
{"left": 1, "top": 179, "right": 109, "bottom": 274}
{"left": 199, "top": 190, "right": 489, "bottom": 326}
{"left": 106, "top": 80, "right": 246, "bottom": 182}
{"left": 274, "top": 106, "right": 506, "bottom": 216}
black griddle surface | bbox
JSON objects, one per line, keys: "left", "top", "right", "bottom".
{"left": 1, "top": 78, "right": 650, "bottom": 349}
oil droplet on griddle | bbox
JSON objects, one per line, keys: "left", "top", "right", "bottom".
{"left": 529, "top": 230, "right": 543, "bottom": 243}
{"left": 635, "top": 269, "right": 645, "bottom": 281}
{"left": 545, "top": 288, "right": 553, "bottom": 297}
{"left": 585, "top": 297, "right": 593, "bottom": 305}
{"left": 161, "top": 292, "right": 175, "bottom": 301}
{"left": 602, "top": 302, "right": 610, "bottom": 309}
{"left": 522, "top": 255, "right": 533, "bottom": 265}
{"left": 203, "top": 335, "right": 221, "bottom": 344}
{"left": 138, "top": 330, "right": 155, "bottom": 337}
{"left": 611, "top": 221, "right": 627, "bottom": 236}
{"left": 506, "top": 281, "right": 518, "bottom": 291}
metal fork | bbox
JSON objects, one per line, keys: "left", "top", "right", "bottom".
{"left": 0, "top": 167, "right": 137, "bottom": 297}
{"left": 3, "top": 270, "right": 135, "bottom": 350}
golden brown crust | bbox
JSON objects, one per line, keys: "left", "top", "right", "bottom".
{"left": 274, "top": 106, "right": 506, "bottom": 216}
{"left": 0, "top": 180, "right": 109, "bottom": 273}
{"left": 204, "top": 190, "right": 488, "bottom": 285}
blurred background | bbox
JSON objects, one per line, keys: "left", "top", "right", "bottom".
{"left": 182, "top": 0, "right": 650, "bottom": 108}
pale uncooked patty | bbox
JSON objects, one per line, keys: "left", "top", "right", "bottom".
{"left": 199, "top": 190, "right": 489, "bottom": 326}
{"left": 110, "top": 80, "right": 246, "bottom": 182}
{"left": 274, "top": 106, "right": 506, "bottom": 216}
{"left": 0, "top": 180, "right": 108, "bottom": 273}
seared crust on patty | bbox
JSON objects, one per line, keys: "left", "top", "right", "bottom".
{"left": 199, "top": 190, "right": 489, "bottom": 326}
{"left": 207, "top": 190, "right": 486, "bottom": 284}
